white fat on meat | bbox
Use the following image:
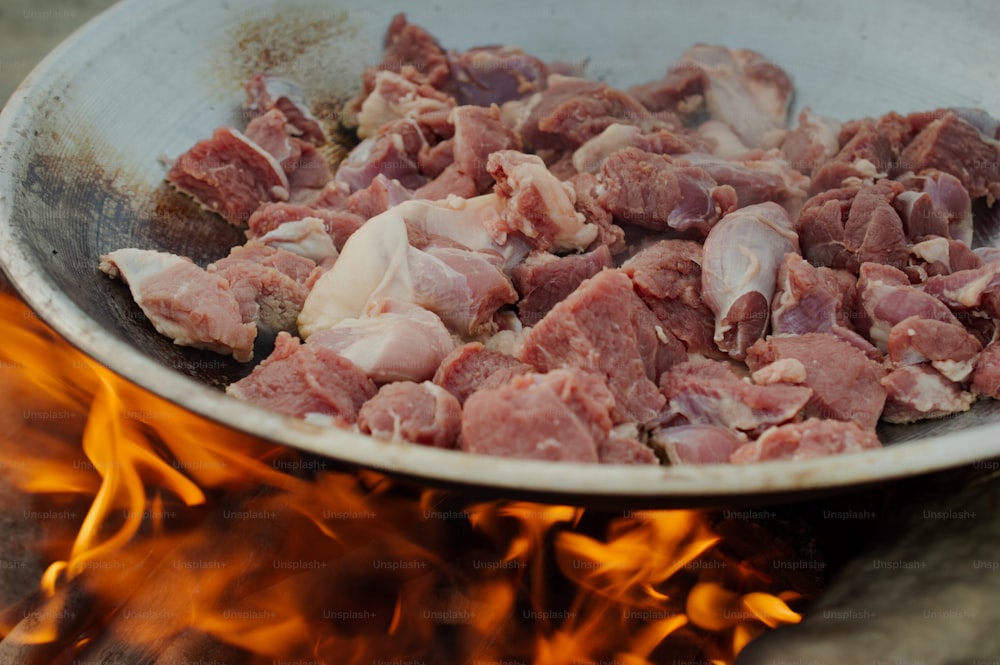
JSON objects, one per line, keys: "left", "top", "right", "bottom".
{"left": 308, "top": 299, "right": 455, "bottom": 383}
{"left": 257, "top": 217, "right": 339, "bottom": 265}
{"left": 571, "top": 123, "right": 646, "bottom": 174}
{"left": 356, "top": 71, "right": 453, "bottom": 139}
{"left": 701, "top": 202, "right": 799, "bottom": 358}
{"left": 99, "top": 248, "right": 256, "bottom": 362}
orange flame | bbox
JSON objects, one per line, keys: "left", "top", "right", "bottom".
{"left": 0, "top": 292, "right": 808, "bottom": 663}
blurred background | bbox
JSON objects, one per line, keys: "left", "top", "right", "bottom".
{"left": 0, "top": 0, "right": 117, "bottom": 107}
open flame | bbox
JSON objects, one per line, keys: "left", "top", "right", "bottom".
{"left": 0, "top": 292, "right": 806, "bottom": 664}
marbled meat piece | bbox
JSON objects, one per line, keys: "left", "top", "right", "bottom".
{"left": 897, "top": 110, "right": 1000, "bottom": 204}
{"left": 971, "top": 339, "right": 1000, "bottom": 399}
{"left": 621, "top": 239, "right": 720, "bottom": 357}
{"left": 856, "top": 263, "right": 964, "bottom": 351}
{"left": 166, "top": 126, "right": 289, "bottom": 225}
{"left": 745, "top": 333, "right": 887, "bottom": 430}
{"left": 627, "top": 61, "right": 706, "bottom": 122}
{"left": 701, "top": 202, "right": 799, "bottom": 359}
{"left": 432, "top": 342, "right": 532, "bottom": 404}
{"left": 208, "top": 242, "right": 319, "bottom": 333}
{"left": 486, "top": 150, "right": 597, "bottom": 252}
{"left": 598, "top": 428, "right": 659, "bottom": 465}
{"left": 308, "top": 298, "right": 454, "bottom": 384}
{"left": 810, "top": 112, "right": 913, "bottom": 193}
{"left": 880, "top": 364, "right": 974, "bottom": 424}
{"left": 568, "top": 172, "right": 626, "bottom": 254}
{"left": 500, "top": 74, "right": 661, "bottom": 152}
{"left": 922, "top": 261, "right": 1000, "bottom": 311}
{"left": 460, "top": 369, "right": 614, "bottom": 462}
{"left": 906, "top": 237, "right": 982, "bottom": 281}
{"left": 512, "top": 246, "right": 612, "bottom": 326}
{"left": 362, "top": 13, "right": 452, "bottom": 93}
{"left": 450, "top": 104, "right": 522, "bottom": 192}
{"left": 650, "top": 424, "right": 748, "bottom": 465}
{"left": 226, "top": 331, "right": 375, "bottom": 421}
{"left": 517, "top": 269, "right": 683, "bottom": 424}
{"left": 887, "top": 315, "right": 982, "bottom": 382}
{"left": 355, "top": 71, "right": 455, "bottom": 140}
{"left": 245, "top": 73, "right": 327, "bottom": 145}
{"left": 730, "top": 418, "right": 882, "bottom": 463}
{"left": 674, "top": 151, "right": 810, "bottom": 214}
{"left": 347, "top": 173, "right": 413, "bottom": 219}
{"left": 894, "top": 170, "right": 973, "bottom": 245}
{"left": 596, "top": 147, "right": 738, "bottom": 235}
{"left": 780, "top": 107, "right": 842, "bottom": 175}
{"left": 335, "top": 122, "right": 426, "bottom": 192}
{"left": 659, "top": 359, "right": 813, "bottom": 434}
{"left": 247, "top": 202, "right": 362, "bottom": 252}
{"left": 673, "top": 44, "right": 794, "bottom": 147}
{"left": 571, "top": 123, "right": 702, "bottom": 174}
{"left": 243, "top": 108, "right": 331, "bottom": 194}
{"left": 99, "top": 249, "right": 256, "bottom": 362}
{"left": 357, "top": 380, "right": 462, "bottom": 448}
{"left": 255, "top": 217, "right": 338, "bottom": 265}
{"left": 771, "top": 253, "right": 880, "bottom": 358}
{"left": 446, "top": 45, "right": 549, "bottom": 107}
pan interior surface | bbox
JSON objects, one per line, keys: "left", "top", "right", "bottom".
{"left": 2, "top": 0, "right": 1000, "bottom": 506}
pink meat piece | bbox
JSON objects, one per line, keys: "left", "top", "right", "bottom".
{"left": 971, "top": 339, "right": 1000, "bottom": 399}
{"left": 412, "top": 163, "right": 478, "bottom": 200}
{"left": 451, "top": 105, "right": 522, "bottom": 191}
{"left": 307, "top": 299, "right": 455, "bottom": 384}
{"left": 673, "top": 44, "right": 794, "bottom": 147}
{"left": 511, "top": 246, "right": 613, "bottom": 326}
{"left": 701, "top": 202, "right": 799, "bottom": 359}
{"left": 730, "top": 418, "right": 882, "bottom": 464}
{"left": 621, "top": 239, "right": 720, "bottom": 357}
{"left": 517, "top": 269, "right": 681, "bottom": 424}
{"left": 361, "top": 13, "right": 452, "bottom": 94}
{"left": 355, "top": 71, "right": 455, "bottom": 140}
{"left": 886, "top": 315, "right": 982, "bottom": 382}
{"left": 296, "top": 180, "right": 351, "bottom": 209}
{"left": 500, "top": 74, "right": 662, "bottom": 152}
{"left": 417, "top": 137, "right": 454, "bottom": 178}
{"left": 571, "top": 123, "right": 702, "bottom": 174}
{"left": 166, "top": 126, "right": 289, "bottom": 225}
{"left": 244, "top": 109, "right": 301, "bottom": 172}
{"left": 922, "top": 261, "right": 1000, "bottom": 310}
{"left": 413, "top": 246, "right": 519, "bottom": 336}
{"left": 745, "top": 333, "right": 887, "bottom": 430}
{"left": 225, "top": 332, "right": 375, "bottom": 421}
{"left": 771, "top": 253, "right": 881, "bottom": 359}
{"left": 651, "top": 424, "right": 748, "bottom": 465}
{"left": 596, "top": 147, "right": 738, "bottom": 235}
{"left": 856, "top": 262, "right": 964, "bottom": 351}
{"left": 246, "top": 202, "right": 362, "bottom": 252}
{"left": 597, "top": 430, "right": 659, "bottom": 465}
{"left": 254, "top": 217, "right": 338, "bottom": 265}
{"left": 880, "top": 364, "right": 974, "bottom": 424}
{"left": 245, "top": 73, "right": 327, "bottom": 145}
{"left": 898, "top": 110, "right": 1000, "bottom": 204}
{"left": 780, "top": 107, "right": 842, "bottom": 176}
{"left": 486, "top": 150, "right": 596, "bottom": 252}
{"left": 334, "top": 130, "right": 426, "bottom": 193}
{"left": 659, "top": 360, "right": 813, "bottom": 435}
{"left": 627, "top": 62, "right": 706, "bottom": 122}
{"left": 99, "top": 249, "right": 256, "bottom": 362}
{"left": 797, "top": 180, "right": 908, "bottom": 272}
{"left": 208, "top": 242, "right": 319, "bottom": 333}
{"left": 894, "top": 170, "right": 973, "bottom": 245}
{"left": 906, "top": 237, "right": 982, "bottom": 281}
{"left": 347, "top": 174, "right": 413, "bottom": 219}
{"left": 445, "top": 46, "right": 550, "bottom": 107}
{"left": 432, "top": 342, "right": 532, "bottom": 404}
{"left": 674, "top": 151, "right": 810, "bottom": 214}
{"left": 357, "top": 381, "right": 462, "bottom": 448}
{"left": 460, "top": 369, "right": 614, "bottom": 462}
{"left": 810, "top": 113, "right": 913, "bottom": 192}
{"left": 568, "top": 172, "right": 626, "bottom": 254}
{"left": 286, "top": 140, "right": 332, "bottom": 191}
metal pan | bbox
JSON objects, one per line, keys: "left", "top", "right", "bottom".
{"left": 2, "top": 0, "right": 1000, "bottom": 508}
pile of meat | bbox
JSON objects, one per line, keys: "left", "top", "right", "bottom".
{"left": 100, "top": 14, "right": 1000, "bottom": 466}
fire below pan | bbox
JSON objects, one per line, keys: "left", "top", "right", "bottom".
{"left": 2, "top": 0, "right": 1000, "bottom": 508}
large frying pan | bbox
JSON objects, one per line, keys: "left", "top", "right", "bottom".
{"left": 2, "top": 0, "right": 1000, "bottom": 508}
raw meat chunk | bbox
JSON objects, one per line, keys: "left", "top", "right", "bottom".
{"left": 596, "top": 148, "right": 738, "bottom": 235}
{"left": 517, "top": 269, "right": 681, "bottom": 424}
{"left": 730, "top": 418, "right": 882, "bottom": 463}
{"left": 745, "top": 333, "right": 886, "bottom": 430}
{"left": 780, "top": 107, "right": 842, "bottom": 176}
{"left": 446, "top": 45, "right": 549, "bottom": 107}
{"left": 880, "top": 365, "right": 974, "bottom": 424}
{"left": 432, "top": 342, "right": 532, "bottom": 404}
{"left": 511, "top": 246, "right": 613, "bottom": 326}
{"left": 358, "top": 381, "right": 462, "bottom": 448}
{"left": 674, "top": 151, "right": 809, "bottom": 213}
{"left": 245, "top": 73, "right": 327, "bottom": 145}
{"left": 99, "top": 249, "right": 256, "bottom": 362}
{"left": 226, "top": 332, "right": 375, "bottom": 421}
{"left": 701, "top": 202, "right": 799, "bottom": 359}
{"left": 650, "top": 424, "right": 748, "bottom": 465}
{"left": 166, "top": 127, "right": 289, "bottom": 225}
{"left": 886, "top": 316, "right": 982, "bottom": 382}
{"left": 255, "top": 217, "right": 338, "bottom": 264}
{"left": 659, "top": 360, "right": 813, "bottom": 434}
{"left": 571, "top": 123, "right": 701, "bottom": 174}
{"left": 598, "top": 428, "right": 659, "bottom": 465}
{"left": 971, "top": 340, "right": 1000, "bottom": 399}
{"left": 460, "top": 369, "right": 614, "bottom": 462}
{"left": 247, "top": 202, "right": 362, "bottom": 252}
